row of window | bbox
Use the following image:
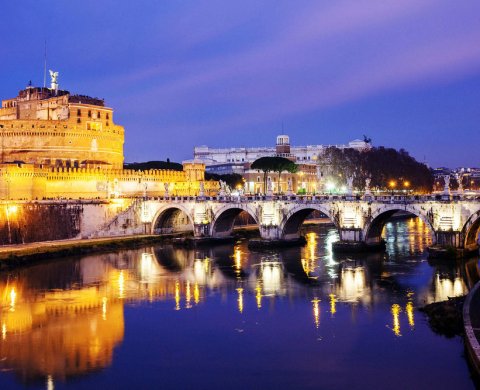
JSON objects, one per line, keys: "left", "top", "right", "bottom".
{"left": 76, "top": 109, "right": 110, "bottom": 120}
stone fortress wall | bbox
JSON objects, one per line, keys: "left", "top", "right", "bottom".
{"left": 0, "top": 86, "right": 124, "bottom": 169}
{"left": 0, "top": 79, "right": 218, "bottom": 200}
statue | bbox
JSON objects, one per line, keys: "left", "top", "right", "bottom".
{"left": 443, "top": 175, "right": 450, "bottom": 195}
{"left": 164, "top": 182, "right": 169, "bottom": 197}
{"left": 244, "top": 181, "right": 249, "bottom": 194}
{"left": 346, "top": 176, "right": 354, "bottom": 195}
{"left": 219, "top": 180, "right": 226, "bottom": 196}
{"left": 287, "top": 177, "right": 293, "bottom": 196}
{"left": 456, "top": 173, "right": 463, "bottom": 193}
{"left": 199, "top": 181, "right": 205, "bottom": 197}
{"left": 49, "top": 70, "right": 59, "bottom": 90}
{"left": 266, "top": 177, "right": 273, "bottom": 196}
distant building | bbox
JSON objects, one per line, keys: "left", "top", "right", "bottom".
{"left": 194, "top": 134, "right": 371, "bottom": 175}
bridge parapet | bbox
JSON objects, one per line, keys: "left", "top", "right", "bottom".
{"left": 87, "top": 195, "right": 480, "bottom": 256}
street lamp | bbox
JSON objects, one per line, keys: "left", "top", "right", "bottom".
{"left": 389, "top": 180, "right": 396, "bottom": 195}
{"left": 403, "top": 180, "right": 410, "bottom": 193}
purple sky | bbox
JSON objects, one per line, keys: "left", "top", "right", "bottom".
{"left": 1, "top": 1, "right": 479, "bottom": 167}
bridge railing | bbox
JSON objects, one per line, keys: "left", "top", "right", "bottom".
{"left": 131, "top": 193, "right": 480, "bottom": 204}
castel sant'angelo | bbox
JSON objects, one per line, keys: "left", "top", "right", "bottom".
{"left": 0, "top": 72, "right": 217, "bottom": 199}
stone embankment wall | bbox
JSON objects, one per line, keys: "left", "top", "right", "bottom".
{"left": 0, "top": 201, "right": 130, "bottom": 245}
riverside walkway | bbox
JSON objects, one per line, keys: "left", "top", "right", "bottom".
{"left": 464, "top": 280, "right": 480, "bottom": 379}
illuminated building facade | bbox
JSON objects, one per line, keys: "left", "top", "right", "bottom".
{"left": 0, "top": 78, "right": 218, "bottom": 199}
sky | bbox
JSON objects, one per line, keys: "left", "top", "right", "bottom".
{"left": 1, "top": 1, "right": 479, "bottom": 168}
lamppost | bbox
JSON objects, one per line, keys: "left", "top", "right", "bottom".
{"left": 403, "top": 180, "right": 410, "bottom": 193}
{"left": 389, "top": 180, "right": 396, "bottom": 196}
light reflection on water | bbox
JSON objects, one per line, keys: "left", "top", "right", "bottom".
{"left": 0, "top": 217, "right": 478, "bottom": 389}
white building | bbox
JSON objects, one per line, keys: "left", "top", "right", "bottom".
{"left": 194, "top": 135, "right": 371, "bottom": 174}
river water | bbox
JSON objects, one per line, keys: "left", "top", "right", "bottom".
{"left": 0, "top": 217, "right": 479, "bottom": 389}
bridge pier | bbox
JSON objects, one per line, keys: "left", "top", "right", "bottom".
{"left": 428, "top": 230, "right": 478, "bottom": 258}
{"left": 332, "top": 228, "right": 386, "bottom": 253}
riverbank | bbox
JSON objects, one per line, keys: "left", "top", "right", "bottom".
{"left": 0, "top": 235, "right": 175, "bottom": 270}
{"left": 464, "top": 281, "right": 480, "bottom": 382}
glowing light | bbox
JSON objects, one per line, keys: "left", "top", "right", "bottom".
{"left": 140, "top": 253, "right": 155, "bottom": 282}
{"left": 255, "top": 284, "right": 262, "bottom": 309}
{"left": 185, "top": 281, "right": 192, "bottom": 309}
{"left": 312, "top": 298, "right": 320, "bottom": 328}
{"left": 118, "top": 271, "right": 125, "bottom": 299}
{"left": 9, "top": 287, "right": 16, "bottom": 312}
{"left": 2, "top": 322, "right": 6, "bottom": 340}
{"left": 6, "top": 205, "right": 18, "bottom": 215}
{"left": 194, "top": 283, "right": 200, "bottom": 304}
{"left": 175, "top": 281, "right": 181, "bottom": 310}
{"left": 47, "top": 375, "right": 54, "bottom": 390}
{"left": 389, "top": 180, "right": 396, "bottom": 189}
{"left": 326, "top": 182, "right": 335, "bottom": 191}
{"left": 102, "top": 297, "right": 107, "bottom": 321}
{"left": 237, "top": 288, "right": 244, "bottom": 313}
{"left": 234, "top": 247, "right": 242, "bottom": 276}
{"left": 329, "top": 294, "right": 336, "bottom": 316}
{"left": 403, "top": 181, "right": 410, "bottom": 188}
{"left": 391, "top": 304, "right": 402, "bottom": 337}
{"left": 261, "top": 262, "right": 283, "bottom": 294}
{"left": 406, "top": 301, "right": 415, "bottom": 329}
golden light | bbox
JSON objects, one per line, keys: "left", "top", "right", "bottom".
{"left": 10, "top": 287, "right": 17, "bottom": 312}
{"left": 403, "top": 181, "right": 410, "bottom": 188}
{"left": 102, "top": 297, "right": 108, "bottom": 321}
{"left": 2, "top": 322, "right": 6, "bottom": 340}
{"left": 312, "top": 298, "right": 320, "bottom": 328}
{"left": 406, "top": 301, "right": 415, "bottom": 328}
{"left": 194, "top": 283, "right": 200, "bottom": 304}
{"left": 6, "top": 205, "right": 18, "bottom": 215}
{"left": 118, "top": 271, "right": 125, "bottom": 299}
{"left": 389, "top": 180, "right": 396, "bottom": 189}
{"left": 234, "top": 247, "right": 242, "bottom": 275}
{"left": 391, "top": 304, "right": 401, "bottom": 337}
{"left": 175, "top": 281, "right": 181, "bottom": 310}
{"left": 255, "top": 284, "right": 262, "bottom": 309}
{"left": 329, "top": 293, "right": 336, "bottom": 316}
{"left": 185, "top": 281, "right": 192, "bottom": 309}
{"left": 237, "top": 288, "right": 244, "bottom": 313}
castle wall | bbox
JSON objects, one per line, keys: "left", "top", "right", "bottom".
{"left": 0, "top": 164, "right": 219, "bottom": 200}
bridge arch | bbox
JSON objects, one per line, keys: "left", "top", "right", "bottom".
{"left": 461, "top": 208, "right": 480, "bottom": 250}
{"left": 210, "top": 204, "right": 259, "bottom": 238}
{"left": 363, "top": 205, "right": 435, "bottom": 246}
{"left": 151, "top": 204, "right": 194, "bottom": 235}
{"left": 279, "top": 204, "right": 337, "bottom": 241}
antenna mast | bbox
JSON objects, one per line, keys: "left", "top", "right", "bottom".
{"left": 43, "top": 40, "right": 47, "bottom": 88}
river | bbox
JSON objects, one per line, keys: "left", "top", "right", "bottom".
{"left": 0, "top": 217, "right": 479, "bottom": 389}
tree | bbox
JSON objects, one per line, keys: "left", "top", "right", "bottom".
{"left": 251, "top": 156, "right": 297, "bottom": 193}
{"left": 204, "top": 173, "right": 243, "bottom": 188}
{"left": 318, "top": 146, "right": 433, "bottom": 193}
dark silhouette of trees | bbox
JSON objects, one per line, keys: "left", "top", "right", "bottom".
{"left": 124, "top": 160, "right": 183, "bottom": 171}
{"left": 204, "top": 173, "right": 243, "bottom": 188}
{"left": 319, "top": 146, "right": 433, "bottom": 192}
{"left": 251, "top": 156, "right": 297, "bottom": 192}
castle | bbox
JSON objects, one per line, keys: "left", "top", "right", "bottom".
{"left": 0, "top": 74, "right": 217, "bottom": 199}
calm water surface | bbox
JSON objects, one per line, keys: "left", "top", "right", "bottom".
{"left": 0, "top": 218, "right": 479, "bottom": 389}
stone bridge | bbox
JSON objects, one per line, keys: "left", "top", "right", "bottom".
{"left": 94, "top": 193, "right": 480, "bottom": 255}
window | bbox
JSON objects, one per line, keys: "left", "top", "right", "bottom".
{"left": 88, "top": 110, "right": 91, "bottom": 118}
{"left": 106, "top": 113, "right": 110, "bottom": 120}
{"left": 77, "top": 118, "right": 81, "bottom": 124}
{"left": 77, "top": 109, "right": 81, "bottom": 116}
